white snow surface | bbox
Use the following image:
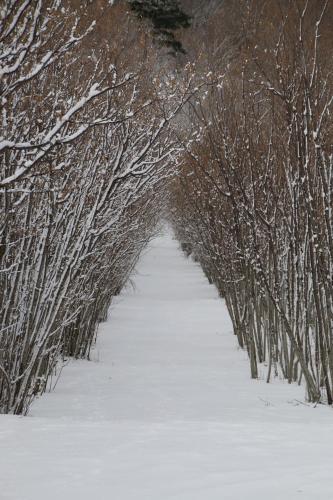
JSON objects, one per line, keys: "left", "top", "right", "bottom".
{"left": 1, "top": 231, "right": 333, "bottom": 499}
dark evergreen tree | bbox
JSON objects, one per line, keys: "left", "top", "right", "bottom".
{"left": 129, "top": 0, "right": 191, "bottom": 53}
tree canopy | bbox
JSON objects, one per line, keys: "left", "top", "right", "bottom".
{"left": 129, "top": 0, "right": 191, "bottom": 53}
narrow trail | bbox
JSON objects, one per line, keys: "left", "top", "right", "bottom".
{"left": 1, "top": 232, "right": 333, "bottom": 499}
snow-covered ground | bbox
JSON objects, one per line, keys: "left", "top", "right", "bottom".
{"left": 1, "top": 232, "right": 333, "bottom": 499}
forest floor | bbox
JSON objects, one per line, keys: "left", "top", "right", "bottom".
{"left": 1, "top": 231, "right": 333, "bottom": 499}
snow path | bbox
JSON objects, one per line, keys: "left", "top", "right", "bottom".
{"left": 1, "top": 232, "right": 333, "bottom": 499}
